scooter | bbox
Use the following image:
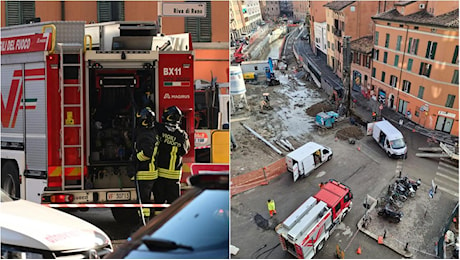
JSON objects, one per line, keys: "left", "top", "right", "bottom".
{"left": 378, "top": 206, "right": 403, "bottom": 223}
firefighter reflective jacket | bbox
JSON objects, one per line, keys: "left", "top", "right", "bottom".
{"left": 135, "top": 127, "right": 159, "bottom": 180}
{"left": 156, "top": 123, "right": 190, "bottom": 180}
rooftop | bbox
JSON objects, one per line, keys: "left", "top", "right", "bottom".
{"left": 373, "top": 8, "right": 459, "bottom": 28}
{"left": 350, "top": 36, "right": 373, "bottom": 53}
{"left": 323, "top": 1, "right": 355, "bottom": 11}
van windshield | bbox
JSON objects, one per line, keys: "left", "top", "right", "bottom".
{"left": 391, "top": 138, "right": 406, "bottom": 149}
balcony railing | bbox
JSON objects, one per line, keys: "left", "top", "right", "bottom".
{"left": 333, "top": 27, "right": 342, "bottom": 37}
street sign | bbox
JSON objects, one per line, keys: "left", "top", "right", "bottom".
{"left": 162, "top": 2, "right": 207, "bottom": 17}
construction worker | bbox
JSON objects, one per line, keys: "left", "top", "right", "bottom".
{"left": 267, "top": 199, "right": 277, "bottom": 217}
{"left": 133, "top": 107, "right": 159, "bottom": 223}
{"left": 154, "top": 106, "right": 190, "bottom": 208}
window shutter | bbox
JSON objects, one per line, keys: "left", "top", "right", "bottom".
{"left": 6, "top": 1, "right": 21, "bottom": 26}
{"left": 453, "top": 45, "right": 458, "bottom": 64}
{"left": 414, "top": 39, "right": 419, "bottom": 55}
{"left": 185, "top": 1, "right": 211, "bottom": 42}
{"left": 425, "top": 41, "right": 431, "bottom": 58}
{"left": 430, "top": 42, "right": 437, "bottom": 59}
{"left": 21, "top": 1, "right": 35, "bottom": 23}
{"left": 98, "top": 1, "right": 112, "bottom": 22}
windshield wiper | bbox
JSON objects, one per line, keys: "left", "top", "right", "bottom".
{"left": 141, "top": 237, "right": 194, "bottom": 252}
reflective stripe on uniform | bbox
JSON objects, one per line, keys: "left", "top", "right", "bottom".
{"left": 137, "top": 151, "right": 150, "bottom": 161}
{"left": 169, "top": 146, "right": 178, "bottom": 171}
{"left": 135, "top": 170, "right": 158, "bottom": 180}
{"left": 158, "top": 168, "right": 181, "bottom": 180}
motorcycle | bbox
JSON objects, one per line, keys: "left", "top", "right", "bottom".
{"left": 378, "top": 206, "right": 403, "bottom": 223}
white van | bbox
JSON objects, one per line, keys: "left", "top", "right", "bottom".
{"left": 1, "top": 190, "right": 113, "bottom": 258}
{"left": 286, "top": 142, "right": 333, "bottom": 182}
{"left": 370, "top": 120, "right": 407, "bottom": 158}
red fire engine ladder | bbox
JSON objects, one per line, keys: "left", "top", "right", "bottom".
{"left": 58, "top": 43, "right": 84, "bottom": 190}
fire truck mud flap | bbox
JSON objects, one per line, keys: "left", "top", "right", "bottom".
{"left": 1, "top": 161, "right": 20, "bottom": 197}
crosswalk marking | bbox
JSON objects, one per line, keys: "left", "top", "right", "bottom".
{"left": 434, "top": 161, "right": 458, "bottom": 198}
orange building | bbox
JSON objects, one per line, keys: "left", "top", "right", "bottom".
{"left": 350, "top": 36, "right": 373, "bottom": 99}
{"left": 324, "top": 1, "right": 379, "bottom": 79}
{"left": 372, "top": 2, "right": 459, "bottom": 136}
{"left": 307, "top": 0, "right": 328, "bottom": 55}
{"left": 1, "top": 0, "right": 229, "bottom": 83}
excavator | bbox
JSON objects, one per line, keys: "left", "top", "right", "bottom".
{"left": 233, "top": 44, "right": 246, "bottom": 63}
{"left": 265, "top": 57, "right": 280, "bottom": 86}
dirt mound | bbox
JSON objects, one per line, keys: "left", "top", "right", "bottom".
{"left": 305, "top": 101, "right": 335, "bottom": 116}
{"left": 335, "top": 126, "right": 365, "bottom": 140}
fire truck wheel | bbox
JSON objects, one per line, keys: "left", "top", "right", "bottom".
{"left": 1, "top": 161, "right": 20, "bottom": 198}
{"left": 111, "top": 208, "right": 140, "bottom": 224}
{"left": 316, "top": 239, "right": 325, "bottom": 251}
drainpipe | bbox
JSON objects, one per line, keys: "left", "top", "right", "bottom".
{"left": 61, "top": 1, "right": 65, "bottom": 21}
{"left": 396, "top": 23, "right": 409, "bottom": 113}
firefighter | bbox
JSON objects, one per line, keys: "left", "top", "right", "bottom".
{"left": 133, "top": 107, "right": 159, "bottom": 223}
{"left": 267, "top": 199, "right": 277, "bottom": 217}
{"left": 154, "top": 106, "right": 190, "bottom": 208}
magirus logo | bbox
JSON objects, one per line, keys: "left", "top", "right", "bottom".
{"left": 163, "top": 93, "right": 190, "bottom": 99}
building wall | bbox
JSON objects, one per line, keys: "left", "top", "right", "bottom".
{"left": 264, "top": 1, "right": 280, "bottom": 21}
{"left": 1, "top": 1, "right": 229, "bottom": 83}
{"left": 372, "top": 19, "right": 459, "bottom": 135}
{"left": 292, "top": 1, "right": 308, "bottom": 21}
{"left": 426, "top": 0, "right": 459, "bottom": 16}
{"left": 308, "top": 0, "right": 328, "bottom": 53}
{"left": 314, "top": 21, "right": 327, "bottom": 55}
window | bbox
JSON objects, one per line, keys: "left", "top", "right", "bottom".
{"left": 387, "top": 22, "right": 391, "bottom": 26}
{"left": 332, "top": 43, "right": 335, "bottom": 51}
{"left": 374, "top": 49, "right": 379, "bottom": 60}
{"left": 414, "top": 26, "right": 419, "bottom": 30}
{"left": 452, "top": 70, "right": 459, "bottom": 84}
{"left": 394, "top": 55, "right": 399, "bottom": 67}
{"left": 366, "top": 56, "right": 371, "bottom": 68}
{"left": 372, "top": 67, "right": 376, "bottom": 77}
{"left": 374, "top": 31, "right": 379, "bottom": 45}
{"left": 408, "top": 38, "right": 419, "bottom": 55}
{"left": 98, "top": 1, "right": 124, "bottom": 22}
{"left": 334, "top": 202, "right": 341, "bottom": 214}
{"left": 381, "top": 71, "right": 386, "bottom": 82}
{"left": 390, "top": 75, "right": 398, "bottom": 87}
{"left": 446, "top": 95, "right": 455, "bottom": 108}
{"left": 5, "top": 1, "right": 35, "bottom": 26}
{"left": 396, "top": 35, "right": 402, "bottom": 51}
{"left": 407, "top": 58, "right": 413, "bottom": 71}
{"left": 385, "top": 33, "right": 390, "bottom": 48}
{"left": 399, "top": 24, "right": 404, "bottom": 28}
{"left": 185, "top": 1, "right": 212, "bottom": 42}
{"left": 327, "top": 41, "right": 330, "bottom": 49}
{"left": 418, "top": 86, "right": 425, "bottom": 99}
{"left": 402, "top": 80, "right": 411, "bottom": 93}
{"left": 383, "top": 52, "right": 388, "bottom": 63}
{"left": 327, "top": 24, "right": 330, "bottom": 31}
{"left": 419, "top": 62, "right": 432, "bottom": 77}
{"left": 425, "top": 41, "right": 437, "bottom": 59}
{"left": 453, "top": 45, "right": 459, "bottom": 64}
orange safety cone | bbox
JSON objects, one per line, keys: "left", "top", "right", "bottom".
{"left": 378, "top": 236, "right": 384, "bottom": 244}
{"left": 356, "top": 246, "right": 362, "bottom": 255}
{"left": 357, "top": 146, "right": 361, "bottom": 151}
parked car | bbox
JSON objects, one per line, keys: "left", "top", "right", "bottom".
{"left": 1, "top": 189, "right": 113, "bottom": 258}
{"left": 105, "top": 172, "right": 229, "bottom": 259}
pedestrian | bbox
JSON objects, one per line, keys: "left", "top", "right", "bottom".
{"left": 399, "top": 118, "right": 403, "bottom": 127}
{"left": 133, "top": 107, "right": 159, "bottom": 224}
{"left": 154, "top": 106, "right": 190, "bottom": 213}
{"left": 267, "top": 199, "right": 277, "bottom": 217}
{"left": 372, "top": 111, "right": 377, "bottom": 121}
{"left": 319, "top": 182, "right": 325, "bottom": 188}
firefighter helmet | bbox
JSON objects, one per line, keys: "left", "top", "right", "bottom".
{"left": 162, "top": 106, "right": 183, "bottom": 125}
{"left": 137, "top": 107, "right": 156, "bottom": 128}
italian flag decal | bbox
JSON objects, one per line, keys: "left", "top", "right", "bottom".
{"left": 164, "top": 81, "right": 190, "bottom": 87}
{"left": 19, "top": 98, "right": 37, "bottom": 109}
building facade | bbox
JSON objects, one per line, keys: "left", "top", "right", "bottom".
{"left": 314, "top": 21, "right": 328, "bottom": 58}
{"left": 292, "top": 1, "right": 308, "bottom": 22}
{"left": 240, "top": 0, "right": 263, "bottom": 33}
{"left": 372, "top": 1, "right": 459, "bottom": 135}
{"left": 230, "top": 0, "right": 245, "bottom": 42}
{"left": 1, "top": 0, "right": 229, "bottom": 83}
{"left": 307, "top": 0, "right": 328, "bottom": 55}
{"left": 350, "top": 36, "right": 373, "bottom": 98}
{"left": 324, "top": 1, "right": 379, "bottom": 79}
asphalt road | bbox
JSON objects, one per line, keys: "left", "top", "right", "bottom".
{"left": 230, "top": 128, "right": 457, "bottom": 259}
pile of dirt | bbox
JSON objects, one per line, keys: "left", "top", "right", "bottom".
{"left": 335, "top": 126, "right": 365, "bottom": 140}
{"left": 305, "top": 101, "right": 335, "bottom": 117}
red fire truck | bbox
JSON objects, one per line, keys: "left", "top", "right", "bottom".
{"left": 1, "top": 21, "right": 196, "bottom": 222}
{"left": 276, "top": 179, "right": 353, "bottom": 259}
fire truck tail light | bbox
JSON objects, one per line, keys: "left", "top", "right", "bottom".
{"left": 295, "top": 244, "right": 304, "bottom": 259}
{"left": 50, "top": 194, "right": 74, "bottom": 203}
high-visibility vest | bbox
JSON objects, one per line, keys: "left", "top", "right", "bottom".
{"left": 267, "top": 200, "right": 276, "bottom": 211}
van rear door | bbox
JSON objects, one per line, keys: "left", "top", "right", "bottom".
{"left": 293, "top": 163, "right": 300, "bottom": 182}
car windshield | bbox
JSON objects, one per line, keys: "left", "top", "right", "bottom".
{"left": 141, "top": 189, "right": 229, "bottom": 250}
{"left": 391, "top": 138, "right": 406, "bottom": 149}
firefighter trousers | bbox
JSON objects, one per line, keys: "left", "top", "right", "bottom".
{"left": 153, "top": 177, "right": 180, "bottom": 215}
{"left": 137, "top": 179, "right": 155, "bottom": 220}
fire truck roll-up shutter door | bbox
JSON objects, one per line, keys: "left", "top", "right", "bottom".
{"left": 24, "top": 62, "right": 47, "bottom": 171}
